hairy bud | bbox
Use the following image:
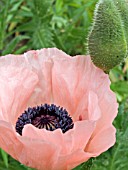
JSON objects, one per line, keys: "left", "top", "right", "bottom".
{"left": 87, "top": 0, "right": 127, "bottom": 71}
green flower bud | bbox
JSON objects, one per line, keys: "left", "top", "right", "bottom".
{"left": 87, "top": 0, "right": 127, "bottom": 71}
{"left": 113, "top": 0, "right": 128, "bottom": 55}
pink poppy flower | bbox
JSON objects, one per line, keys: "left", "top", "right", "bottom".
{"left": 0, "top": 48, "right": 118, "bottom": 170}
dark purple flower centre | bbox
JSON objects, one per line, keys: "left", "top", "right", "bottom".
{"left": 15, "top": 104, "right": 74, "bottom": 135}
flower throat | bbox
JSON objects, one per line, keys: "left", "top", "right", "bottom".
{"left": 15, "top": 104, "right": 74, "bottom": 135}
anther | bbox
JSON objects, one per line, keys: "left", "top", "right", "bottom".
{"left": 15, "top": 104, "right": 74, "bottom": 135}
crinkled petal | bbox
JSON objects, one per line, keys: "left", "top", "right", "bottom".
{"left": 87, "top": 91, "right": 101, "bottom": 121}
{"left": 22, "top": 120, "right": 95, "bottom": 169}
{"left": 94, "top": 91, "right": 118, "bottom": 133}
{"left": 18, "top": 137, "right": 60, "bottom": 170}
{"left": 0, "top": 48, "right": 118, "bottom": 170}
{"left": 24, "top": 48, "right": 118, "bottom": 158}
{"left": 24, "top": 48, "right": 117, "bottom": 129}
{"left": 86, "top": 79, "right": 118, "bottom": 156}
{"left": 86, "top": 126, "right": 116, "bottom": 156}
{"left": 24, "top": 49, "right": 90, "bottom": 120}
{"left": 76, "top": 91, "right": 101, "bottom": 121}
{"left": 23, "top": 120, "right": 95, "bottom": 153}
{"left": 0, "top": 120, "right": 23, "bottom": 160}
{"left": 0, "top": 55, "right": 38, "bottom": 124}
{"left": 51, "top": 54, "right": 89, "bottom": 120}
{"left": 54, "top": 150, "right": 92, "bottom": 170}
{"left": 24, "top": 49, "right": 65, "bottom": 106}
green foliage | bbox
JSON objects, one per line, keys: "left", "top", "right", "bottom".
{"left": 111, "top": 81, "right": 128, "bottom": 101}
{"left": 0, "top": 0, "right": 128, "bottom": 170}
{"left": 0, "top": 0, "right": 98, "bottom": 55}
{"left": 0, "top": 150, "right": 35, "bottom": 170}
{"left": 32, "top": 24, "right": 55, "bottom": 48}
{"left": 73, "top": 159, "right": 93, "bottom": 170}
{"left": 33, "top": 0, "right": 53, "bottom": 18}
{"left": 0, "top": 149, "right": 8, "bottom": 168}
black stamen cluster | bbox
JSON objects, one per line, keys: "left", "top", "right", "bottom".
{"left": 15, "top": 104, "right": 74, "bottom": 135}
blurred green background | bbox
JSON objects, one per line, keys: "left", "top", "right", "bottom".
{"left": 0, "top": 0, "right": 128, "bottom": 169}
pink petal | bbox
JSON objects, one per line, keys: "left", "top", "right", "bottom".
{"left": 24, "top": 48, "right": 117, "bottom": 130}
{"left": 0, "top": 55, "right": 38, "bottom": 124}
{"left": 54, "top": 150, "right": 92, "bottom": 170}
{"left": 24, "top": 49, "right": 89, "bottom": 119}
{"left": 0, "top": 120, "right": 23, "bottom": 160}
{"left": 18, "top": 137, "right": 60, "bottom": 170}
{"left": 51, "top": 54, "right": 89, "bottom": 119}
{"left": 0, "top": 48, "right": 118, "bottom": 169}
{"left": 22, "top": 120, "right": 95, "bottom": 153}
{"left": 24, "top": 49, "right": 118, "bottom": 157}
{"left": 87, "top": 91, "right": 101, "bottom": 120}
{"left": 88, "top": 82, "right": 118, "bottom": 155}
{"left": 75, "top": 91, "right": 101, "bottom": 121}
{"left": 85, "top": 126, "right": 116, "bottom": 156}
{"left": 24, "top": 48, "right": 69, "bottom": 106}
{"left": 95, "top": 91, "right": 118, "bottom": 133}
{"left": 21, "top": 120, "right": 95, "bottom": 169}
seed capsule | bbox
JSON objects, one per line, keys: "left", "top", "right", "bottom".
{"left": 88, "top": 0, "right": 127, "bottom": 71}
